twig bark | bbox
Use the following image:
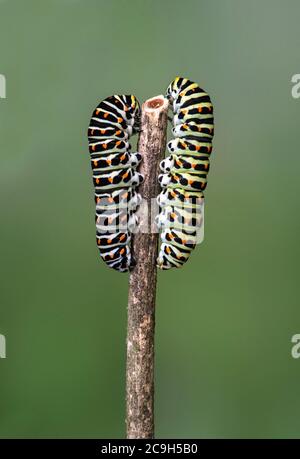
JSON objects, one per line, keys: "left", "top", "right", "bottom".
{"left": 126, "top": 95, "right": 169, "bottom": 439}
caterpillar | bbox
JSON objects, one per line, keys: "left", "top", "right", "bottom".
{"left": 87, "top": 95, "right": 143, "bottom": 272}
{"left": 156, "top": 77, "right": 214, "bottom": 270}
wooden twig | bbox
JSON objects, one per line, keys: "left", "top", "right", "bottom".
{"left": 126, "top": 95, "right": 169, "bottom": 439}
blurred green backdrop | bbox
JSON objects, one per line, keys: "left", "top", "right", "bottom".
{"left": 0, "top": 0, "right": 300, "bottom": 439}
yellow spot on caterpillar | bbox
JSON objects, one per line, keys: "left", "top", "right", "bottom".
{"left": 170, "top": 212, "right": 177, "bottom": 219}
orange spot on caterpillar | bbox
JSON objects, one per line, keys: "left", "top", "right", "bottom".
{"left": 91, "top": 129, "right": 94, "bottom": 135}
{"left": 116, "top": 141, "right": 121, "bottom": 147}
{"left": 120, "top": 248, "right": 125, "bottom": 255}
{"left": 101, "top": 129, "right": 106, "bottom": 134}
{"left": 122, "top": 192, "right": 128, "bottom": 199}
{"left": 106, "top": 158, "right": 112, "bottom": 165}
{"left": 198, "top": 106, "right": 203, "bottom": 113}
{"left": 170, "top": 212, "right": 177, "bottom": 219}
{"left": 92, "top": 145, "right": 96, "bottom": 151}
{"left": 119, "top": 234, "right": 126, "bottom": 241}
{"left": 96, "top": 197, "right": 100, "bottom": 203}
{"left": 120, "top": 154, "right": 126, "bottom": 161}
{"left": 166, "top": 246, "right": 171, "bottom": 254}
{"left": 96, "top": 178, "right": 100, "bottom": 184}
{"left": 188, "top": 180, "right": 194, "bottom": 185}
{"left": 117, "top": 117, "right": 123, "bottom": 123}
{"left": 102, "top": 143, "right": 108, "bottom": 149}
{"left": 195, "top": 145, "right": 200, "bottom": 151}
{"left": 96, "top": 109, "right": 100, "bottom": 115}
{"left": 122, "top": 172, "right": 129, "bottom": 180}
{"left": 108, "top": 177, "right": 113, "bottom": 183}
{"left": 191, "top": 163, "right": 196, "bottom": 169}
{"left": 205, "top": 163, "right": 209, "bottom": 170}
{"left": 116, "top": 130, "right": 121, "bottom": 135}
{"left": 108, "top": 197, "right": 114, "bottom": 203}
{"left": 93, "top": 160, "right": 98, "bottom": 166}
{"left": 107, "top": 239, "right": 112, "bottom": 244}
{"left": 97, "top": 239, "right": 100, "bottom": 245}
{"left": 103, "top": 112, "right": 109, "bottom": 118}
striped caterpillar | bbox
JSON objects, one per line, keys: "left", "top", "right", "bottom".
{"left": 87, "top": 95, "right": 143, "bottom": 272}
{"left": 156, "top": 77, "right": 214, "bottom": 270}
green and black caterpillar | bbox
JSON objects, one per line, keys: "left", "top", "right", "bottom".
{"left": 156, "top": 77, "right": 214, "bottom": 270}
{"left": 87, "top": 95, "right": 143, "bottom": 272}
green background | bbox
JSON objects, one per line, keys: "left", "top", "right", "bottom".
{"left": 0, "top": 0, "right": 300, "bottom": 438}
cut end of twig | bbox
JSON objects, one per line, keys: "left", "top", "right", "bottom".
{"left": 144, "top": 94, "right": 168, "bottom": 112}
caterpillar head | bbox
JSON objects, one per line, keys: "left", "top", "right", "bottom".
{"left": 166, "top": 79, "right": 179, "bottom": 102}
